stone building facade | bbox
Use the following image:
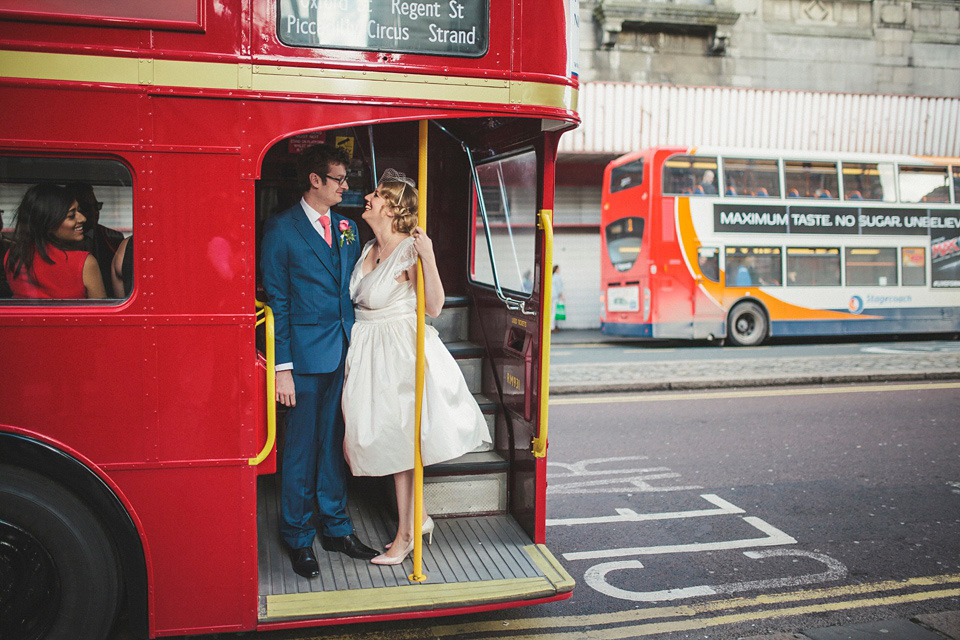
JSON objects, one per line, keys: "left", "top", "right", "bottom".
{"left": 582, "top": 0, "right": 960, "bottom": 96}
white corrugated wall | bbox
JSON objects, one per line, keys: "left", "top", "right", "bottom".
{"left": 561, "top": 83, "right": 960, "bottom": 157}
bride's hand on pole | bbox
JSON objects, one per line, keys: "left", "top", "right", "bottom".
{"left": 410, "top": 227, "right": 444, "bottom": 317}
{"left": 411, "top": 227, "right": 435, "bottom": 265}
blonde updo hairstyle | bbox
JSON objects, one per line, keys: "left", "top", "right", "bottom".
{"left": 378, "top": 179, "right": 419, "bottom": 234}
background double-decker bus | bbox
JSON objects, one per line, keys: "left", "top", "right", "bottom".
{"left": 0, "top": 1, "right": 579, "bottom": 638}
{"left": 600, "top": 146, "right": 960, "bottom": 346}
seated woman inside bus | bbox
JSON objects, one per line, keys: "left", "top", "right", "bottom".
{"left": 3, "top": 184, "right": 108, "bottom": 299}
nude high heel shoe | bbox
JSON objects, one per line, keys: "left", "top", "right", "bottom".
{"left": 384, "top": 516, "right": 435, "bottom": 549}
{"left": 422, "top": 516, "right": 435, "bottom": 546}
{"left": 371, "top": 538, "right": 414, "bottom": 565}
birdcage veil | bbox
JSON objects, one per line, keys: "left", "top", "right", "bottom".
{"left": 378, "top": 168, "right": 416, "bottom": 202}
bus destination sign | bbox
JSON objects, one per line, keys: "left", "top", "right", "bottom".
{"left": 278, "top": 0, "right": 489, "bottom": 57}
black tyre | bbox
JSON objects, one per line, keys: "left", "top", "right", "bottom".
{"left": 0, "top": 464, "right": 120, "bottom": 640}
{"left": 727, "top": 301, "right": 768, "bottom": 347}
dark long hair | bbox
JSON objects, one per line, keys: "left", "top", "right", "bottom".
{"left": 5, "top": 184, "right": 76, "bottom": 279}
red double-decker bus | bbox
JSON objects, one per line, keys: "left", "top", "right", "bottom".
{"left": 0, "top": 2, "right": 579, "bottom": 638}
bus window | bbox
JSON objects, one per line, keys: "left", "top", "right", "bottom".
{"left": 784, "top": 160, "right": 839, "bottom": 199}
{"left": 846, "top": 248, "right": 898, "bottom": 286}
{"left": 725, "top": 247, "right": 782, "bottom": 286}
{"left": 605, "top": 217, "right": 644, "bottom": 272}
{"left": 662, "top": 155, "right": 718, "bottom": 195}
{"left": 722, "top": 158, "right": 780, "bottom": 197}
{"left": 841, "top": 162, "right": 896, "bottom": 202}
{"left": 698, "top": 246, "right": 720, "bottom": 282}
{"left": 786, "top": 247, "right": 840, "bottom": 286}
{"left": 610, "top": 159, "right": 644, "bottom": 193}
{"left": 0, "top": 156, "right": 133, "bottom": 302}
{"left": 900, "top": 165, "right": 950, "bottom": 203}
{"left": 902, "top": 247, "right": 926, "bottom": 286}
{"left": 470, "top": 150, "right": 537, "bottom": 295}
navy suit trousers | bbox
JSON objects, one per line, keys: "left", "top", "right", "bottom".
{"left": 279, "top": 341, "right": 353, "bottom": 549}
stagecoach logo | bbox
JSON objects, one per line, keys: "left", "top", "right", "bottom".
{"left": 278, "top": 0, "right": 489, "bottom": 57}
{"left": 848, "top": 295, "right": 863, "bottom": 314}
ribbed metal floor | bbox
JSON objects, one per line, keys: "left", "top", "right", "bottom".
{"left": 256, "top": 475, "right": 572, "bottom": 622}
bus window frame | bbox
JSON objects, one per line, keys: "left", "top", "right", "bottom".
{"left": 901, "top": 247, "right": 927, "bottom": 286}
{"left": 783, "top": 159, "right": 840, "bottom": 199}
{"left": 839, "top": 161, "right": 897, "bottom": 202}
{"left": 899, "top": 164, "right": 951, "bottom": 203}
{"left": 721, "top": 156, "right": 781, "bottom": 198}
{"left": 0, "top": 154, "right": 134, "bottom": 306}
{"left": 785, "top": 246, "right": 841, "bottom": 287}
{"left": 845, "top": 247, "right": 899, "bottom": 287}
{"left": 724, "top": 246, "right": 783, "bottom": 287}
{"left": 468, "top": 146, "right": 539, "bottom": 302}
{"left": 610, "top": 159, "right": 644, "bottom": 194}
{"left": 662, "top": 154, "right": 718, "bottom": 196}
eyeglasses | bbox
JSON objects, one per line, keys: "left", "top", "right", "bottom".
{"left": 324, "top": 174, "right": 349, "bottom": 186}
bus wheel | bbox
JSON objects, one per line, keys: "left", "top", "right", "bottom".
{"left": 0, "top": 464, "right": 120, "bottom": 640}
{"left": 727, "top": 301, "right": 767, "bottom": 347}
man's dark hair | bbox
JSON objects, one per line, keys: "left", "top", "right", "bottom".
{"left": 296, "top": 144, "right": 351, "bottom": 194}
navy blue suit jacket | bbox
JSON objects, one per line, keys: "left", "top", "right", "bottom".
{"left": 261, "top": 203, "right": 361, "bottom": 375}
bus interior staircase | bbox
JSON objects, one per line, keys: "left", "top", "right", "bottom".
{"left": 255, "top": 295, "right": 572, "bottom": 622}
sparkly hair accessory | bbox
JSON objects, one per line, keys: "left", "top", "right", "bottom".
{"left": 378, "top": 168, "right": 416, "bottom": 202}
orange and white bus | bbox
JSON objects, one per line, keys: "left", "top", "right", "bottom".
{"left": 0, "top": 1, "right": 578, "bottom": 638}
{"left": 600, "top": 146, "right": 960, "bottom": 345}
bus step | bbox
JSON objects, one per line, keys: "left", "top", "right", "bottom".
{"left": 426, "top": 298, "right": 471, "bottom": 343}
{"left": 447, "top": 341, "right": 485, "bottom": 394}
{"left": 424, "top": 451, "right": 508, "bottom": 516}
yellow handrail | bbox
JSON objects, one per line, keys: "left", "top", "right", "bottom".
{"left": 409, "top": 120, "right": 428, "bottom": 582}
{"left": 250, "top": 300, "right": 277, "bottom": 466}
{"left": 532, "top": 209, "right": 554, "bottom": 458}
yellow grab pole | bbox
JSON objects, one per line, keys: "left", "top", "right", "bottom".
{"left": 409, "top": 120, "right": 428, "bottom": 582}
{"left": 532, "top": 210, "right": 553, "bottom": 458}
{"left": 250, "top": 301, "right": 277, "bottom": 465}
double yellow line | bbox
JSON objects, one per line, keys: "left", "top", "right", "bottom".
{"left": 316, "top": 573, "right": 960, "bottom": 639}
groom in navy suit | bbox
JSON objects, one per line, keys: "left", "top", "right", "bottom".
{"left": 261, "top": 144, "right": 377, "bottom": 578}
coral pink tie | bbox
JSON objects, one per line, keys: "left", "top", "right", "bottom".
{"left": 319, "top": 215, "right": 332, "bottom": 247}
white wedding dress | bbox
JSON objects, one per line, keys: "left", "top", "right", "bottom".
{"left": 342, "top": 237, "right": 491, "bottom": 477}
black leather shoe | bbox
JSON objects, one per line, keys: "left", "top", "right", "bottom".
{"left": 288, "top": 546, "right": 320, "bottom": 578}
{"left": 320, "top": 533, "right": 378, "bottom": 560}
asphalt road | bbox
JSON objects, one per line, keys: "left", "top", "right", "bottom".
{"left": 195, "top": 380, "right": 960, "bottom": 640}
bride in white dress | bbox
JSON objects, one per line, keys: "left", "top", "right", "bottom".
{"left": 341, "top": 169, "right": 491, "bottom": 565}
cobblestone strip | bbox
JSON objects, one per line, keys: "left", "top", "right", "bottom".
{"left": 549, "top": 353, "right": 960, "bottom": 394}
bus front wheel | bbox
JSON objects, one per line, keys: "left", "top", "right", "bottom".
{"left": 0, "top": 464, "right": 121, "bottom": 640}
{"left": 727, "top": 301, "right": 768, "bottom": 347}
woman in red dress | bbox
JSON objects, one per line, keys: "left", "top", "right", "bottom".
{"left": 3, "top": 184, "right": 107, "bottom": 299}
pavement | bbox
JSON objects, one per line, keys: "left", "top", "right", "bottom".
{"left": 548, "top": 329, "right": 960, "bottom": 395}
{"left": 548, "top": 330, "right": 960, "bottom": 640}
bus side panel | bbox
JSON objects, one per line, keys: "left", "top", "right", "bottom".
{"left": 650, "top": 197, "right": 694, "bottom": 338}
{"left": 145, "top": 152, "right": 251, "bottom": 315}
{"left": 110, "top": 465, "right": 257, "bottom": 635}
{"left": 0, "top": 325, "right": 150, "bottom": 464}
{"left": 154, "top": 325, "right": 251, "bottom": 462}
{"left": 0, "top": 84, "right": 142, "bottom": 147}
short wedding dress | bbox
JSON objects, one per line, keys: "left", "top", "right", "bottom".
{"left": 342, "top": 237, "right": 491, "bottom": 477}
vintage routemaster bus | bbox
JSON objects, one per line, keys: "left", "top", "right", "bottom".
{"left": 600, "top": 146, "right": 960, "bottom": 346}
{"left": 0, "top": 1, "right": 579, "bottom": 638}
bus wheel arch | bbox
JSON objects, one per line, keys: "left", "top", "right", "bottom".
{"left": 0, "top": 433, "right": 148, "bottom": 640}
{"left": 726, "top": 299, "right": 769, "bottom": 347}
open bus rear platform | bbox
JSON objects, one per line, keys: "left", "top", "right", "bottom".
{"left": 255, "top": 475, "right": 573, "bottom": 622}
